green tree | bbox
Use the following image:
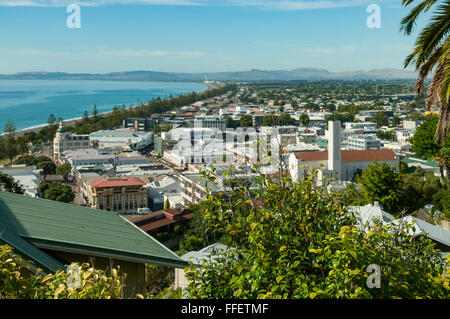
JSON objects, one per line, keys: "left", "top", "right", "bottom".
{"left": 48, "top": 114, "right": 57, "bottom": 125}
{"left": 401, "top": 0, "right": 450, "bottom": 144}
{"left": 56, "top": 163, "right": 72, "bottom": 183}
{"left": 4, "top": 119, "right": 16, "bottom": 134}
{"left": 391, "top": 115, "right": 401, "bottom": 127}
{"left": 239, "top": 114, "right": 253, "bottom": 127}
{"left": 184, "top": 169, "right": 449, "bottom": 298}
{"left": 92, "top": 104, "right": 98, "bottom": 118}
{"left": 299, "top": 113, "right": 310, "bottom": 127}
{"left": 278, "top": 114, "right": 296, "bottom": 126}
{"left": 410, "top": 115, "right": 441, "bottom": 158}
{"left": 262, "top": 114, "right": 278, "bottom": 126}
{"left": 0, "top": 172, "right": 24, "bottom": 194}
{"left": 38, "top": 182, "right": 74, "bottom": 203}
{"left": 357, "top": 161, "right": 403, "bottom": 213}
{"left": 36, "top": 161, "right": 56, "bottom": 175}
{"left": 408, "top": 111, "right": 424, "bottom": 121}
{"left": 372, "top": 112, "right": 389, "bottom": 128}
{"left": 410, "top": 115, "right": 449, "bottom": 187}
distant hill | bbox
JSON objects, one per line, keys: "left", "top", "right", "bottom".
{"left": 0, "top": 68, "right": 419, "bottom": 82}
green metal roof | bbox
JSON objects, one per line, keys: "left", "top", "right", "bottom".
{"left": 0, "top": 224, "right": 65, "bottom": 273}
{"left": 401, "top": 157, "right": 439, "bottom": 168}
{"left": 0, "top": 191, "right": 187, "bottom": 269}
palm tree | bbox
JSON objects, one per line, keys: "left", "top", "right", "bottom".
{"left": 401, "top": 0, "right": 450, "bottom": 144}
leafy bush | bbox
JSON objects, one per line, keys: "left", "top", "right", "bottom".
{"left": 0, "top": 245, "right": 125, "bottom": 299}
{"left": 184, "top": 169, "right": 450, "bottom": 299}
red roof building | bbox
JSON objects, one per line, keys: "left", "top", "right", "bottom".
{"left": 87, "top": 177, "right": 147, "bottom": 214}
{"left": 130, "top": 209, "right": 194, "bottom": 236}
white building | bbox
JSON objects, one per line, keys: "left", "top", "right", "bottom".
{"left": 60, "top": 149, "right": 149, "bottom": 167}
{"left": 289, "top": 121, "right": 399, "bottom": 183}
{"left": 53, "top": 122, "right": 90, "bottom": 163}
{"left": 0, "top": 165, "right": 42, "bottom": 197}
{"left": 346, "top": 134, "right": 381, "bottom": 150}
{"left": 89, "top": 129, "right": 153, "bottom": 151}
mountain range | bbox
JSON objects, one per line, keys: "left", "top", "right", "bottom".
{"left": 0, "top": 68, "right": 420, "bottom": 82}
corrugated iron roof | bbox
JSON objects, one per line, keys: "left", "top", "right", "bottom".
{"left": 0, "top": 191, "right": 187, "bottom": 268}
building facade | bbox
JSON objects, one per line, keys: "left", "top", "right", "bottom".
{"left": 53, "top": 122, "right": 90, "bottom": 163}
{"left": 87, "top": 177, "right": 148, "bottom": 214}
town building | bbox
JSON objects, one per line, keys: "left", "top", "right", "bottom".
{"left": 0, "top": 165, "right": 42, "bottom": 197}
{"left": 289, "top": 121, "right": 399, "bottom": 183}
{"left": 123, "top": 117, "right": 157, "bottom": 132}
{"left": 346, "top": 134, "right": 381, "bottom": 150}
{"left": 53, "top": 122, "right": 90, "bottom": 163}
{"left": 89, "top": 129, "right": 153, "bottom": 151}
{"left": 60, "top": 149, "right": 149, "bottom": 167}
{"left": 145, "top": 174, "right": 181, "bottom": 211}
{"left": 191, "top": 116, "right": 227, "bottom": 131}
{"left": 130, "top": 209, "right": 193, "bottom": 237}
{"left": 86, "top": 177, "right": 148, "bottom": 214}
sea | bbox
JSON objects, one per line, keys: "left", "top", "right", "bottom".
{"left": 0, "top": 80, "right": 207, "bottom": 131}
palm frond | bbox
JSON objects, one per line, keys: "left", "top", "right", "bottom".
{"left": 426, "top": 61, "right": 444, "bottom": 110}
{"left": 400, "top": 0, "right": 438, "bottom": 35}
{"left": 414, "top": 1, "right": 450, "bottom": 68}
{"left": 414, "top": 45, "right": 443, "bottom": 94}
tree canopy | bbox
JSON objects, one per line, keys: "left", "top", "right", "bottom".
{"left": 184, "top": 168, "right": 450, "bottom": 298}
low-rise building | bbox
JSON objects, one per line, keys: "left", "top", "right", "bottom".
{"left": 346, "top": 134, "right": 381, "bottom": 150}
{"left": 123, "top": 117, "right": 157, "bottom": 132}
{"left": 53, "top": 122, "right": 90, "bottom": 163}
{"left": 0, "top": 165, "right": 41, "bottom": 197}
{"left": 86, "top": 177, "right": 148, "bottom": 214}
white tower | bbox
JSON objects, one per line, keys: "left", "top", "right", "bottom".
{"left": 328, "top": 121, "right": 341, "bottom": 181}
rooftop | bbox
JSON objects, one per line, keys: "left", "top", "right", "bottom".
{"left": 0, "top": 191, "right": 187, "bottom": 271}
{"left": 90, "top": 177, "right": 145, "bottom": 188}
{"left": 293, "top": 149, "right": 397, "bottom": 162}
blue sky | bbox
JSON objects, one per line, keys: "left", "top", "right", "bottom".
{"left": 0, "top": 0, "right": 430, "bottom": 74}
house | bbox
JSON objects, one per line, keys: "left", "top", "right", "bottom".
{"left": 129, "top": 208, "right": 193, "bottom": 236}
{"left": 87, "top": 177, "right": 148, "bottom": 214}
{"left": 0, "top": 165, "right": 42, "bottom": 198}
{"left": 0, "top": 191, "right": 187, "bottom": 297}
{"left": 351, "top": 203, "right": 450, "bottom": 253}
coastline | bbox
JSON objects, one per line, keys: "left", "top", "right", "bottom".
{"left": 12, "top": 81, "right": 213, "bottom": 137}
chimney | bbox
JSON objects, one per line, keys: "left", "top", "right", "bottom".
{"left": 328, "top": 121, "right": 341, "bottom": 180}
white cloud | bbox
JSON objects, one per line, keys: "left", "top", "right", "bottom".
{"left": 0, "top": 0, "right": 398, "bottom": 11}
{"left": 11, "top": 48, "right": 209, "bottom": 58}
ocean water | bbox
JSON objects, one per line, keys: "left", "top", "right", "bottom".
{"left": 0, "top": 80, "right": 207, "bottom": 131}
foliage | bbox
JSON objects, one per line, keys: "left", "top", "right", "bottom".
{"left": 356, "top": 161, "right": 403, "bottom": 213}
{"left": 299, "top": 113, "right": 310, "bottom": 127}
{"left": 401, "top": 0, "right": 450, "bottom": 143}
{"left": 239, "top": 114, "right": 253, "bottom": 127}
{"left": 410, "top": 115, "right": 441, "bottom": 159}
{"left": 0, "top": 172, "right": 24, "bottom": 194}
{"left": 144, "top": 264, "right": 175, "bottom": 296}
{"left": 184, "top": 169, "right": 449, "bottom": 298}
{"left": 376, "top": 130, "right": 397, "bottom": 141}
{"left": 178, "top": 202, "right": 224, "bottom": 254}
{"left": 0, "top": 244, "right": 125, "bottom": 299}
{"left": 38, "top": 181, "right": 74, "bottom": 203}
{"left": 36, "top": 161, "right": 56, "bottom": 175}
{"left": 372, "top": 112, "right": 389, "bottom": 128}
{"left": 56, "top": 163, "right": 72, "bottom": 182}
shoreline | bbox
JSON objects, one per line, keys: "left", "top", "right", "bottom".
{"left": 12, "top": 81, "right": 213, "bottom": 136}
